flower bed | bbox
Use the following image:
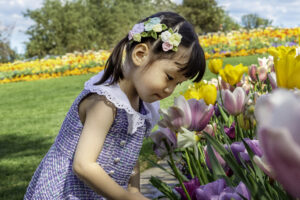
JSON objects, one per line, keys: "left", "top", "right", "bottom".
{"left": 149, "top": 45, "right": 300, "bottom": 199}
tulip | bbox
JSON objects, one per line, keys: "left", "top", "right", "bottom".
{"left": 230, "top": 139, "right": 262, "bottom": 164}
{"left": 254, "top": 89, "right": 300, "bottom": 198}
{"left": 200, "top": 123, "right": 216, "bottom": 137}
{"left": 224, "top": 122, "right": 235, "bottom": 139}
{"left": 219, "top": 63, "right": 248, "bottom": 86}
{"left": 221, "top": 87, "right": 248, "bottom": 116}
{"left": 194, "top": 179, "right": 250, "bottom": 200}
{"left": 188, "top": 99, "right": 214, "bottom": 131}
{"left": 249, "top": 64, "right": 268, "bottom": 82}
{"left": 269, "top": 46, "right": 300, "bottom": 89}
{"left": 183, "top": 81, "right": 217, "bottom": 105}
{"left": 204, "top": 145, "right": 226, "bottom": 170}
{"left": 267, "top": 71, "right": 277, "bottom": 89}
{"left": 158, "top": 95, "right": 192, "bottom": 132}
{"left": 149, "top": 127, "right": 177, "bottom": 158}
{"left": 177, "top": 128, "right": 199, "bottom": 156}
{"left": 175, "top": 178, "right": 201, "bottom": 200}
{"left": 208, "top": 58, "right": 223, "bottom": 74}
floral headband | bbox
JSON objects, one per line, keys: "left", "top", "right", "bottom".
{"left": 128, "top": 17, "right": 182, "bottom": 52}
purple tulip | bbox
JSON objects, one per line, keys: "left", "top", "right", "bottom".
{"left": 230, "top": 139, "right": 262, "bottom": 164}
{"left": 254, "top": 89, "right": 300, "bottom": 198}
{"left": 224, "top": 122, "right": 236, "bottom": 139}
{"left": 188, "top": 99, "right": 214, "bottom": 131}
{"left": 194, "top": 179, "right": 250, "bottom": 200}
{"left": 222, "top": 87, "right": 248, "bottom": 116}
{"left": 214, "top": 103, "right": 221, "bottom": 117}
{"left": 149, "top": 127, "right": 177, "bottom": 158}
{"left": 174, "top": 177, "right": 201, "bottom": 200}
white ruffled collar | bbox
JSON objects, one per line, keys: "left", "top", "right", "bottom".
{"left": 84, "top": 70, "right": 160, "bottom": 135}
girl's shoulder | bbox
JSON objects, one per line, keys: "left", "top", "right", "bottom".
{"left": 78, "top": 93, "right": 116, "bottom": 126}
{"left": 83, "top": 71, "right": 160, "bottom": 135}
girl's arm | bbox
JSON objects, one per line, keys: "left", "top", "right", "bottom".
{"left": 128, "top": 161, "right": 140, "bottom": 193}
{"left": 72, "top": 95, "right": 148, "bottom": 200}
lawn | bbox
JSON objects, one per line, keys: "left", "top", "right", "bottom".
{"left": 0, "top": 54, "right": 265, "bottom": 199}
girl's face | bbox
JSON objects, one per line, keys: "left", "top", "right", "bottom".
{"left": 133, "top": 50, "right": 189, "bottom": 103}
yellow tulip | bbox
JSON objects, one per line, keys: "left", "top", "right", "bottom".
{"left": 182, "top": 81, "right": 217, "bottom": 105}
{"left": 269, "top": 46, "right": 300, "bottom": 89}
{"left": 208, "top": 58, "right": 223, "bottom": 74}
{"left": 219, "top": 64, "right": 248, "bottom": 86}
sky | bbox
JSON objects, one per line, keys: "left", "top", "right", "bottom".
{"left": 1, "top": 0, "right": 300, "bottom": 54}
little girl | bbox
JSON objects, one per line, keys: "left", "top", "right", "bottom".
{"left": 24, "top": 11, "right": 206, "bottom": 199}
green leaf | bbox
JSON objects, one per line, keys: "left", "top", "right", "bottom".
{"left": 149, "top": 176, "right": 180, "bottom": 200}
{"left": 141, "top": 32, "right": 148, "bottom": 37}
{"left": 161, "top": 24, "right": 168, "bottom": 30}
{"left": 151, "top": 31, "right": 158, "bottom": 39}
{"left": 206, "top": 143, "right": 230, "bottom": 183}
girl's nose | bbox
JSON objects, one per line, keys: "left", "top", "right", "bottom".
{"left": 163, "top": 85, "right": 174, "bottom": 95}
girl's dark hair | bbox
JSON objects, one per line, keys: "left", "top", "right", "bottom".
{"left": 95, "top": 11, "right": 206, "bottom": 85}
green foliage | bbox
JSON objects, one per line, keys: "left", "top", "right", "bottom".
{"left": 24, "top": 0, "right": 175, "bottom": 58}
{"left": 176, "top": 0, "right": 225, "bottom": 34}
{"left": 0, "top": 22, "right": 17, "bottom": 63}
{"left": 221, "top": 13, "right": 240, "bottom": 31}
{"left": 241, "top": 13, "right": 273, "bottom": 29}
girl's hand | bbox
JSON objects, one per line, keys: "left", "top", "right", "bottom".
{"left": 129, "top": 192, "right": 150, "bottom": 200}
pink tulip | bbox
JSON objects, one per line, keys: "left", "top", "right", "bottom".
{"left": 249, "top": 64, "right": 268, "bottom": 82}
{"left": 158, "top": 96, "right": 192, "bottom": 132}
{"left": 267, "top": 72, "right": 277, "bottom": 90}
{"left": 254, "top": 89, "right": 300, "bottom": 198}
{"left": 221, "top": 87, "right": 248, "bottom": 116}
{"left": 204, "top": 145, "right": 226, "bottom": 169}
{"left": 187, "top": 99, "right": 214, "bottom": 131}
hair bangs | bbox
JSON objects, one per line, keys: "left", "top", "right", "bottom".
{"left": 179, "top": 42, "right": 206, "bottom": 83}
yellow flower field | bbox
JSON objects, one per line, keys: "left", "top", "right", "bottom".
{"left": 0, "top": 27, "right": 299, "bottom": 84}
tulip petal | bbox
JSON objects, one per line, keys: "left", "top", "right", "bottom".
{"left": 174, "top": 95, "right": 192, "bottom": 127}
{"left": 222, "top": 89, "right": 237, "bottom": 115}
{"left": 233, "top": 87, "right": 246, "bottom": 114}
{"left": 258, "top": 126, "right": 300, "bottom": 197}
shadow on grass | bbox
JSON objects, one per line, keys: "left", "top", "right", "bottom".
{"left": 0, "top": 132, "right": 54, "bottom": 200}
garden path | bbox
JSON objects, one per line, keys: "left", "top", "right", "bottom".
{"left": 140, "top": 159, "right": 178, "bottom": 199}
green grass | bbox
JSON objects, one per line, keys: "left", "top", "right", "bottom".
{"left": 0, "top": 54, "right": 264, "bottom": 199}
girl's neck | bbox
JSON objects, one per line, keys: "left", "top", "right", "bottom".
{"left": 118, "top": 78, "right": 140, "bottom": 112}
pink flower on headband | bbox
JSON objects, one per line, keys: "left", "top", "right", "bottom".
{"left": 128, "top": 23, "right": 144, "bottom": 40}
{"left": 162, "top": 42, "right": 173, "bottom": 52}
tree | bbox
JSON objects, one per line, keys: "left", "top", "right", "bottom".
{"left": 241, "top": 14, "right": 273, "bottom": 29}
{"left": 24, "top": 0, "right": 174, "bottom": 58}
{"left": 0, "top": 23, "right": 17, "bottom": 63}
{"left": 176, "top": 0, "right": 225, "bottom": 34}
{"left": 221, "top": 13, "right": 240, "bottom": 31}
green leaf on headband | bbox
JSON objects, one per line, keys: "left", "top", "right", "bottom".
{"left": 141, "top": 32, "right": 148, "bottom": 37}
{"left": 151, "top": 31, "right": 158, "bottom": 39}
{"left": 168, "top": 28, "right": 174, "bottom": 34}
{"left": 162, "top": 24, "right": 168, "bottom": 30}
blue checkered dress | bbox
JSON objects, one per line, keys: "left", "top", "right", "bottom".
{"left": 24, "top": 86, "right": 154, "bottom": 199}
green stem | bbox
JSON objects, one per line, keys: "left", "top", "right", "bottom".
{"left": 194, "top": 147, "right": 209, "bottom": 184}
{"left": 164, "top": 140, "right": 191, "bottom": 200}
{"left": 185, "top": 149, "right": 194, "bottom": 178}
{"left": 234, "top": 115, "right": 244, "bottom": 140}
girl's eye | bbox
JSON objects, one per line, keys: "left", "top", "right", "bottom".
{"left": 166, "top": 74, "right": 174, "bottom": 81}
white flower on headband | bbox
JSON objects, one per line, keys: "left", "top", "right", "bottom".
{"left": 160, "top": 30, "right": 182, "bottom": 52}
{"left": 128, "top": 17, "right": 182, "bottom": 52}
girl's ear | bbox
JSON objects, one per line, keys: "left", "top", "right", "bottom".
{"left": 131, "top": 43, "right": 149, "bottom": 67}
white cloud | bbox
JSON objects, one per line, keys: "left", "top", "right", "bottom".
{"left": 216, "top": 0, "right": 300, "bottom": 27}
